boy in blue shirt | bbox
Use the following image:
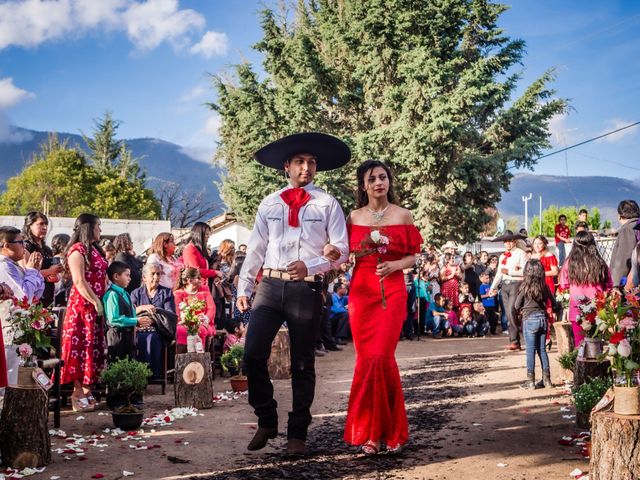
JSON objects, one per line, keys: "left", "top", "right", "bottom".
{"left": 103, "top": 261, "right": 152, "bottom": 363}
{"left": 479, "top": 272, "right": 497, "bottom": 334}
{"left": 425, "top": 293, "right": 447, "bottom": 338}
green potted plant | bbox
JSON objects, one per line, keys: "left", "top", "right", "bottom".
{"left": 101, "top": 358, "right": 152, "bottom": 430}
{"left": 557, "top": 349, "right": 579, "bottom": 372}
{"left": 573, "top": 377, "right": 612, "bottom": 429}
{"left": 220, "top": 344, "right": 247, "bottom": 392}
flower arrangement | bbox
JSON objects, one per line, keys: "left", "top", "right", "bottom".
{"left": 7, "top": 297, "right": 57, "bottom": 366}
{"left": 179, "top": 297, "right": 207, "bottom": 336}
{"left": 354, "top": 229, "right": 390, "bottom": 308}
{"left": 594, "top": 289, "right": 640, "bottom": 387}
{"left": 556, "top": 288, "right": 571, "bottom": 311}
{"left": 575, "top": 295, "right": 604, "bottom": 339}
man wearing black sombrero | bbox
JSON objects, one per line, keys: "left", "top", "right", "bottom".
{"left": 489, "top": 230, "right": 527, "bottom": 351}
{"left": 236, "top": 132, "right": 350, "bottom": 455}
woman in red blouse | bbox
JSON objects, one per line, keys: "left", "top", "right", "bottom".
{"left": 182, "top": 222, "right": 220, "bottom": 281}
{"left": 530, "top": 235, "right": 559, "bottom": 349}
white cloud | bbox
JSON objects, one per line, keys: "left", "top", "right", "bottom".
{"left": 123, "top": 0, "right": 204, "bottom": 51}
{"left": 203, "top": 113, "right": 221, "bottom": 138}
{"left": 597, "top": 119, "right": 638, "bottom": 143}
{"left": 547, "top": 113, "right": 580, "bottom": 147}
{"left": 0, "top": 0, "right": 227, "bottom": 55}
{"left": 0, "top": 113, "right": 34, "bottom": 144}
{"left": 0, "top": 77, "right": 35, "bottom": 108}
{"left": 189, "top": 30, "right": 229, "bottom": 58}
{"left": 179, "top": 84, "right": 208, "bottom": 103}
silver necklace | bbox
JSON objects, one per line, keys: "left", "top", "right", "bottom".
{"left": 367, "top": 205, "right": 389, "bottom": 224}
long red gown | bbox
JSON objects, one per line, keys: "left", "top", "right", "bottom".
{"left": 344, "top": 224, "right": 423, "bottom": 448}
{"left": 60, "top": 243, "right": 108, "bottom": 385}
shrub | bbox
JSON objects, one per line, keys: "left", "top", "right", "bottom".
{"left": 101, "top": 358, "right": 152, "bottom": 408}
{"left": 557, "top": 349, "right": 579, "bottom": 372}
{"left": 573, "top": 377, "right": 612, "bottom": 414}
{"left": 220, "top": 344, "right": 244, "bottom": 377}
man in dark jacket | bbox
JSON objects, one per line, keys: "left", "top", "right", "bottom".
{"left": 609, "top": 200, "right": 640, "bottom": 286}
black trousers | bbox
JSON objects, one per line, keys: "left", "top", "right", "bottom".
{"left": 330, "top": 312, "right": 350, "bottom": 339}
{"left": 501, "top": 281, "right": 522, "bottom": 345}
{"left": 244, "top": 277, "right": 323, "bottom": 440}
{"left": 485, "top": 306, "right": 498, "bottom": 334}
{"left": 107, "top": 327, "right": 135, "bottom": 363}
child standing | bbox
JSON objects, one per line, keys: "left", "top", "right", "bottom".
{"left": 458, "top": 282, "right": 474, "bottom": 311}
{"left": 554, "top": 215, "right": 571, "bottom": 265}
{"left": 513, "top": 259, "right": 559, "bottom": 389}
{"left": 103, "top": 261, "right": 152, "bottom": 363}
{"left": 479, "top": 272, "right": 497, "bottom": 334}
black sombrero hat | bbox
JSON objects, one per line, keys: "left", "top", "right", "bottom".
{"left": 491, "top": 230, "right": 527, "bottom": 242}
{"left": 254, "top": 132, "right": 351, "bottom": 171}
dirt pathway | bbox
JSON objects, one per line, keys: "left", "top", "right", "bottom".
{"left": 10, "top": 337, "right": 589, "bottom": 480}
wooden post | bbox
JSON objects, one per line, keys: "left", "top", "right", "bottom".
{"left": 268, "top": 328, "right": 291, "bottom": 380}
{"left": 554, "top": 321, "right": 575, "bottom": 382}
{"left": 0, "top": 386, "right": 51, "bottom": 468}
{"left": 174, "top": 352, "right": 214, "bottom": 409}
{"left": 590, "top": 411, "right": 640, "bottom": 480}
{"left": 574, "top": 358, "right": 611, "bottom": 388}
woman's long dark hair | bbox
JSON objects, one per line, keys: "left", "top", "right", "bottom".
{"left": 66, "top": 213, "right": 105, "bottom": 262}
{"left": 22, "top": 211, "right": 49, "bottom": 246}
{"left": 188, "top": 222, "right": 211, "bottom": 260}
{"left": 113, "top": 233, "right": 133, "bottom": 255}
{"left": 355, "top": 160, "right": 398, "bottom": 208}
{"left": 520, "top": 259, "right": 547, "bottom": 303}
{"left": 565, "top": 231, "right": 609, "bottom": 287}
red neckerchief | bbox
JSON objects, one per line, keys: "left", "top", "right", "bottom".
{"left": 280, "top": 187, "right": 311, "bottom": 228}
{"left": 501, "top": 251, "right": 512, "bottom": 265}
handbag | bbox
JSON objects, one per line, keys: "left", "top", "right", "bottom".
{"left": 146, "top": 308, "right": 177, "bottom": 345}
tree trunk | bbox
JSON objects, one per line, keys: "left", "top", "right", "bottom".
{"left": 554, "top": 321, "right": 575, "bottom": 382}
{"left": 574, "top": 358, "right": 610, "bottom": 388}
{"left": 268, "top": 328, "right": 291, "bottom": 380}
{"left": 590, "top": 411, "right": 640, "bottom": 480}
{"left": 174, "top": 352, "right": 214, "bottom": 409}
{"left": 0, "top": 386, "right": 51, "bottom": 468}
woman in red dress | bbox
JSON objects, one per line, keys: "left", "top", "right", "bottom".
{"left": 60, "top": 214, "right": 108, "bottom": 412}
{"left": 530, "top": 235, "right": 559, "bottom": 348}
{"left": 440, "top": 253, "right": 462, "bottom": 309}
{"left": 344, "top": 160, "right": 423, "bottom": 455}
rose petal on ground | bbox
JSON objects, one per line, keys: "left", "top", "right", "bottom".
{"left": 569, "top": 468, "right": 583, "bottom": 477}
{"left": 123, "top": 471, "right": 134, "bottom": 476}
{"left": 497, "top": 463, "right": 508, "bottom": 467}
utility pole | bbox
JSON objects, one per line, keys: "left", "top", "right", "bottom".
{"left": 522, "top": 193, "right": 532, "bottom": 232}
{"left": 539, "top": 195, "right": 543, "bottom": 235}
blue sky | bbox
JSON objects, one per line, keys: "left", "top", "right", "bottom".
{"left": 0, "top": 0, "right": 638, "bottom": 178}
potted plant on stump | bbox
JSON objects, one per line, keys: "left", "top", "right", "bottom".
{"left": 101, "top": 358, "right": 152, "bottom": 430}
{"left": 220, "top": 344, "right": 247, "bottom": 392}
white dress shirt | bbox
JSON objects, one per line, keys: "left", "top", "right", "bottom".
{"left": 490, "top": 247, "right": 527, "bottom": 291}
{"left": 237, "top": 182, "right": 349, "bottom": 298}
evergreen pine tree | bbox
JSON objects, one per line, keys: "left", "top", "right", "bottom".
{"left": 211, "top": 0, "right": 568, "bottom": 243}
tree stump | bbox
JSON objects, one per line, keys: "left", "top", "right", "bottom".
{"left": 554, "top": 321, "right": 575, "bottom": 382}
{"left": 268, "top": 328, "right": 291, "bottom": 380}
{"left": 574, "top": 358, "right": 611, "bottom": 388}
{"left": 590, "top": 411, "right": 640, "bottom": 480}
{"left": 0, "top": 386, "right": 51, "bottom": 468}
{"left": 174, "top": 352, "right": 213, "bottom": 409}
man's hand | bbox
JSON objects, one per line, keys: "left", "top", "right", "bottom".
{"left": 286, "top": 261, "right": 308, "bottom": 281}
{"left": 237, "top": 296, "right": 251, "bottom": 312}
{"left": 323, "top": 244, "right": 341, "bottom": 262}
{"left": 500, "top": 268, "right": 509, "bottom": 275}
{"left": 136, "top": 304, "right": 156, "bottom": 315}
{"left": 0, "top": 282, "right": 13, "bottom": 300}
{"left": 488, "top": 289, "right": 497, "bottom": 297}
{"left": 26, "top": 251, "right": 42, "bottom": 270}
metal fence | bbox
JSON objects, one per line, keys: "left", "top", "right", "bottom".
{"left": 596, "top": 236, "right": 617, "bottom": 264}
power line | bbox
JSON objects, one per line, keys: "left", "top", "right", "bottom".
{"left": 537, "top": 121, "right": 640, "bottom": 161}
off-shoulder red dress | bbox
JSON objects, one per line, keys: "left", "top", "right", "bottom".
{"left": 344, "top": 224, "right": 423, "bottom": 449}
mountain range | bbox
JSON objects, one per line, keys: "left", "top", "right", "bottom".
{"left": 0, "top": 126, "right": 225, "bottom": 219}
{"left": 1, "top": 127, "right": 637, "bottom": 225}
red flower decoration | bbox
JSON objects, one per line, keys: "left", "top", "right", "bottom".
{"left": 609, "top": 331, "right": 626, "bottom": 345}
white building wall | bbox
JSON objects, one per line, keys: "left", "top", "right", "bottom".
{"left": 208, "top": 223, "right": 252, "bottom": 251}
{"left": 0, "top": 216, "right": 171, "bottom": 254}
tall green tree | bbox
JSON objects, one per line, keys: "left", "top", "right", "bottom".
{"left": 210, "top": 0, "right": 568, "bottom": 243}
{"left": 530, "top": 205, "right": 612, "bottom": 236}
{"left": 0, "top": 147, "right": 98, "bottom": 217}
{"left": 0, "top": 141, "right": 160, "bottom": 220}
{"left": 83, "top": 111, "right": 144, "bottom": 181}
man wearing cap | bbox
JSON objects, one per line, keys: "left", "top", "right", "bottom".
{"left": 236, "top": 132, "right": 350, "bottom": 455}
{"left": 489, "top": 231, "right": 527, "bottom": 351}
